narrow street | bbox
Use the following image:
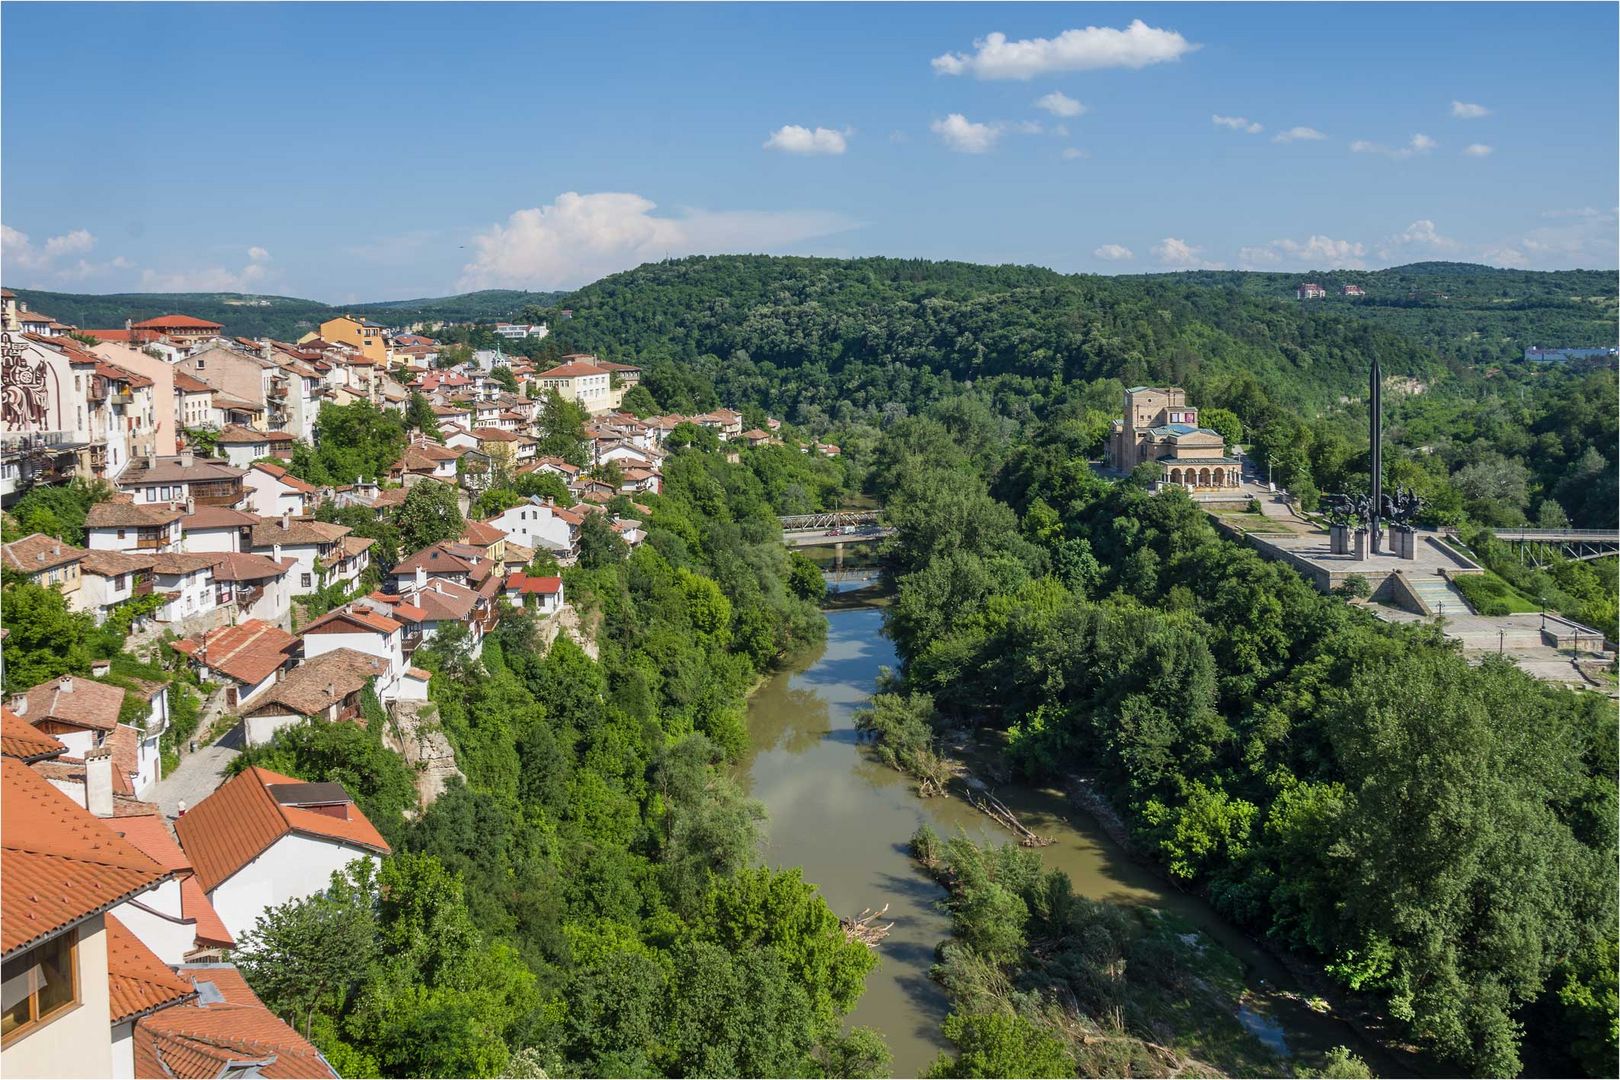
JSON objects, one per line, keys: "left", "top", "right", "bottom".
{"left": 146, "top": 722, "right": 242, "bottom": 818}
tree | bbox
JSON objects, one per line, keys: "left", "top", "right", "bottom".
{"left": 577, "top": 512, "right": 628, "bottom": 568}
{"left": 2, "top": 478, "right": 113, "bottom": 545}
{"left": 787, "top": 551, "right": 826, "bottom": 603}
{"left": 928, "top": 1011, "right": 1072, "bottom": 1079}
{"left": 535, "top": 389, "right": 590, "bottom": 464}
{"left": 0, "top": 577, "right": 97, "bottom": 689}
{"left": 1201, "top": 406, "right": 1244, "bottom": 448}
{"left": 396, "top": 481, "right": 465, "bottom": 557}
{"left": 621, "top": 384, "right": 658, "bottom": 417}
{"left": 235, "top": 860, "right": 379, "bottom": 1039}
{"left": 490, "top": 366, "right": 519, "bottom": 394}
{"left": 290, "top": 401, "right": 407, "bottom": 486}
{"left": 406, "top": 391, "right": 441, "bottom": 438}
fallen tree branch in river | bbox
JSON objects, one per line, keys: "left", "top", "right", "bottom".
{"left": 964, "top": 786, "right": 1053, "bottom": 846}
{"left": 841, "top": 903, "right": 895, "bottom": 947}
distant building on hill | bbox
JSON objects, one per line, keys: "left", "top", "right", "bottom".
{"left": 1296, "top": 282, "right": 1327, "bottom": 300}
{"left": 1340, "top": 283, "right": 1366, "bottom": 297}
{"left": 1524, "top": 346, "right": 1618, "bottom": 363}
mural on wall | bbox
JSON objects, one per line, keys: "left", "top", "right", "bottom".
{"left": 1, "top": 331, "right": 66, "bottom": 434}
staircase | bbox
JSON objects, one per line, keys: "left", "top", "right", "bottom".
{"left": 1407, "top": 574, "right": 1473, "bottom": 617}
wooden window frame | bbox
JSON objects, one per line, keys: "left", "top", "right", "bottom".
{"left": 0, "top": 929, "right": 81, "bottom": 1046}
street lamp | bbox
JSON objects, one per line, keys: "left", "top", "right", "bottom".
{"left": 1499, "top": 628, "right": 1505, "bottom": 656}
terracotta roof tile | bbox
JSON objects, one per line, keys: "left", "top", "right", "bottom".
{"left": 1, "top": 705, "right": 67, "bottom": 762}
{"left": 135, "top": 964, "right": 335, "bottom": 1079}
{"left": 172, "top": 372, "right": 213, "bottom": 394}
{"left": 12, "top": 675, "right": 125, "bottom": 732}
{"left": 174, "top": 766, "right": 388, "bottom": 892}
{"left": 2, "top": 759, "right": 173, "bottom": 955}
{"left": 87, "top": 500, "right": 187, "bottom": 528}
{"left": 180, "top": 877, "right": 234, "bottom": 948}
{"left": 132, "top": 314, "right": 223, "bottom": 330}
{"left": 2, "top": 533, "right": 87, "bottom": 574}
{"left": 249, "top": 462, "right": 317, "bottom": 493}
{"left": 172, "top": 620, "right": 298, "bottom": 687}
{"left": 180, "top": 506, "right": 259, "bottom": 529}
{"left": 249, "top": 516, "right": 348, "bottom": 548}
{"left": 300, "top": 605, "right": 400, "bottom": 636}
{"left": 80, "top": 550, "right": 159, "bottom": 577}
{"left": 242, "top": 649, "right": 388, "bottom": 719}
{"left": 505, "top": 573, "right": 563, "bottom": 596}
{"left": 106, "top": 914, "right": 196, "bottom": 1022}
{"left": 206, "top": 552, "right": 296, "bottom": 582}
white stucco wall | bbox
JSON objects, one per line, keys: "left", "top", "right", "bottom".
{"left": 180, "top": 527, "right": 241, "bottom": 554}
{"left": 0, "top": 917, "right": 113, "bottom": 1080}
{"left": 111, "top": 1020, "right": 134, "bottom": 1080}
{"left": 110, "top": 881, "right": 192, "bottom": 965}
{"left": 208, "top": 837, "right": 381, "bottom": 942}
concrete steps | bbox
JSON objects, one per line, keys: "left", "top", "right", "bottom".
{"left": 1408, "top": 574, "right": 1473, "bottom": 617}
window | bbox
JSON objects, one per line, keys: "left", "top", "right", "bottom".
{"left": 301, "top": 573, "right": 312, "bottom": 589}
{"left": 1, "top": 931, "right": 78, "bottom": 1043}
{"left": 118, "top": 529, "right": 127, "bottom": 540}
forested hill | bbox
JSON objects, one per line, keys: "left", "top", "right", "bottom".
{"left": 541, "top": 255, "right": 1460, "bottom": 418}
{"left": 1139, "top": 261, "right": 1618, "bottom": 364}
{"left": 3, "top": 287, "right": 558, "bottom": 339}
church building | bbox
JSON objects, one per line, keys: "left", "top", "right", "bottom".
{"left": 1106, "top": 386, "right": 1240, "bottom": 490}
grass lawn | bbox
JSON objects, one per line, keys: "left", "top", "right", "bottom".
{"left": 1210, "top": 510, "right": 1292, "bottom": 535}
{"left": 1452, "top": 570, "right": 1542, "bottom": 615}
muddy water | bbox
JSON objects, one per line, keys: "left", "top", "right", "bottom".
{"left": 741, "top": 579, "right": 1387, "bottom": 1078}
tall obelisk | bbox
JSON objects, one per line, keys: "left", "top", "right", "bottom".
{"left": 1369, "top": 352, "right": 1383, "bottom": 554}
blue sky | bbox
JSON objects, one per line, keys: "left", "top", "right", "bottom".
{"left": 3, "top": 3, "right": 1616, "bottom": 301}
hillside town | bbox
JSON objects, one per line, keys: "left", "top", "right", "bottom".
{"left": 0, "top": 291, "right": 842, "bottom": 1078}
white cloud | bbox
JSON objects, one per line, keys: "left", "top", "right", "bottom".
{"left": 1351, "top": 133, "right": 1437, "bottom": 159}
{"left": 1013, "top": 119, "right": 1045, "bottom": 135}
{"left": 763, "top": 125, "right": 849, "bottom": 155}
{"left": 1212, "top": 114, "right": 1263, "bottom": 134}
{"left": 1375, "top": 219, "right": 1459, "bottom": 261}
{"left": 932, "top": 20, "right": 1197, "bottom": 79}
{"left": 1093, "top": 243, "right": 1133, "bottom": 261}
{"left": 1153, "top": 237, "right": 1206, "bottom": 267}
{"left": 458, "top": 192, "right": 859, "bottom": 290}
{"left": 1463, "top": 143, "right": 1493, "bottom": 157}
{"left": 1272, "top": 126, "right": 1326, "bottom": 143}
{"left": 931, "top": 113, "right": 1000, "bottom": 153}
{"left": 1451, "top": 100, "right": 1491, "bottom": 119}
{"left": 1239, "top": 234, "right": 1367, "bottom": 269}
{"left": 1061, "top": 147, "right": 1088, "bottom": 161}
{"left": 1036, "top": 92, "right": 1086, "bottom": 118}
{"left": 139, "top": 247, "right": 274, "bottom": 292}
{"left": 3, "top": 224, "right": 96, "bottom": 272}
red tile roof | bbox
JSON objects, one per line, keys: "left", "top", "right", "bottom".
{"left": 300, "top": 605, "right": 401, "bottom": 636}
{"left": 249, "top": 462, "right": 316, "bottom": 493}
{"left": 134, "top": 964, "right": 336, "bottom": 1079}
{"left": 505, "top": 573, "right": 563, "bottom": 596}
{"left": 206, "top": 552, "right": 296, "bottom": 583}
{"left": 242, "top": 649, "right": 388, "bottom": 718}
{"left": 537, "top": 359, "right": 610, "bottom": 379}
{"left": 174, "top": 767, "right": 389, "bottom": 892}
{"left": 1, "top": 532, "right": 86, "bottom": 574}
{"left": 1, "top": 705, "right": 67, "bottom": 762}
{"left": 172, "top": 372, "right": 213, "bottom": 394}
{"left": 132, "top": 314, "right": 223, "bottom": 330}
{"left": 87, "top": 499, "right": 187, "bottom": 529}
{"left": 12, "top": 674, "right": 125, "bottom": 733}
{"left": 172, "top": 620, "right": 298, "bottom": 687}
{"left": 181, "top": 877, "right": 234, "bottom": 948}
{"left": 181, "top": 505, "right": 260, "bottom": 529}
{"left": 2, "top": 758, "right": 173, "bottom": 955}
{"left": 106, "top": 914, "right": 196, "bottom": 1022}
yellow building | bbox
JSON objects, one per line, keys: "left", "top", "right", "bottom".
{"left": 1107, "top": 385, "right": 1240, "bottom": 489}
{"left": 313, "top": 315, "right": 388, "bottom": 366}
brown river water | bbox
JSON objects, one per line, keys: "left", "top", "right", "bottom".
{"left": 739, "top": 575, "right": 1394, "bottom": 1078}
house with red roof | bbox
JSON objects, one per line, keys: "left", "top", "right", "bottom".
{"left": 172, "top": 619, "right": 298, "bottom": 709}
{"left": 299, "top": 605, "right": 407, "bottom": 700}
{"left": 238, "top": 649, "right": 398, "bottom": 745}
{"left": 534, "top": 355, "right": 621, "bottom": 413}
{"left": 0, "top": 758, "right": 179, "bottom": 1078}
{"left": 134, "top": 963, "right": 336, "bottom": 1079}
{"left": 504, "top": 572, "right": 565, "bottom": 615}
{"left": 241, "top": 461, "right": 317, "bottom": 521}
{"left": 177, "top": 504, "right": 258, "bottom": 554}
{"left": 172, "top": 766, "right": 390, "bottom": 942}
{"left": 131, "top": 314, "right": 224, "bottom": 343}
{"left": 108, "top": 814, "right": 234, "bottom": 965}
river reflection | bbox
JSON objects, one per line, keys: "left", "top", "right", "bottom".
{"left": 742, "top": 599, "right": 1396, "bottom": 1078}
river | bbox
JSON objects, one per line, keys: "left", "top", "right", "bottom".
{"left": 740, "top": 575, "right": 1392, "bottom": 1078}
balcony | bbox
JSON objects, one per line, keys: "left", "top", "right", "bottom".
{"left": 132, "top": 575, "right": 153, "bottom": 597}
{"left": 132, "top": 533, "right": 168, "bottom": 551}
{"left": 190, "top": 480, "right": 244, "bottom": 507}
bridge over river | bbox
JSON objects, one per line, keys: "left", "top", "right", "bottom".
{"left": 779, "top": 510, "right": 894, "bottom": 552}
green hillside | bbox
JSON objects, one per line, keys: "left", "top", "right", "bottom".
{"left": 3, "top": 287, "right": 558, "bottom": 340}
{"left": 1138, "top": 262, "right": 1618, "bottom": 364}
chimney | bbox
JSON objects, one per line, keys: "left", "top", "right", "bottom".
{"left": 85, "top": 747, "right": 114, "bottom": 818}
{"left": 91, "top": 659, "right": 111, "bottom": 678}
{"left": 147, "top": 453, "right": 158, "bottom": 470}
{"left": 414, "top": 565, "right": 426, "bottom": 590}
{"left": 273, "top": 542, "right": 282, "bottom": 561}
{"left": 125, "top": 318, "right": 133, "bottom": 333}
{"left": 59, "top": 675, "right": 74, "bottom": 694}
{"left": 281, "top": 510, "right": 292, "bottom": 530}
{"left": 185, "top": 496, "right": 196, "bottom": 515}
{"left": 178, "top": 451, "right": 193, "bottom": 468}
{"left": 10, "top": 694, "right": 27, "bottom": 716}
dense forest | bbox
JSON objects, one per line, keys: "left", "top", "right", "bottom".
{"left": 4, "top": 286, "right": 560, "bottom": 339}
{"left": 856, "top": 396, "right": 1617, "bottom": 1078}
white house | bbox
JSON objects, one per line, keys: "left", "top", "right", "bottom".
{"left": 248, "top": 513, "right": 353, "bottom": 596}
{"left": 503, "top": 572, "right": 565, "bottom": 615}
{"left": 171, "top": 619, "right": 298, "bottom": 710}
{"left": 214, "top": 425, "right": 296, "bottom": 469}
{"left": 173, "top": 766, "right": 390, "bottom": 943}
{"left": 298, "top": 606, "right": 406, "bottom": 701}
{"left": 243, "top": 461, "right": 317, "bottom": 517}
{"left": 237, "top": 648, "right": 390, "bottom": 746}
{"left": 85, "top": 499, "right": 185, "bottom": 554}
{"left": 207, "top": 551, "right": 297, "bottom": 626}
{"left": 77, "top": 549, "right": 157, "bottom": 625}
{"left": 483, "top": 497, "right": 580, "bottom": 557}
{"left": 178, "top": 505, "right": 258, "bottom": 554}
{"left": 107, "top": 813, "right": 235, "bottom": 964}
{"left": 147, "top": 552, "right": 219, "bottom": 625}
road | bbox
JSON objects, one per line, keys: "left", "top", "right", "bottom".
{"left": 146, "top": 723, "right": 242, "bottom": 817}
